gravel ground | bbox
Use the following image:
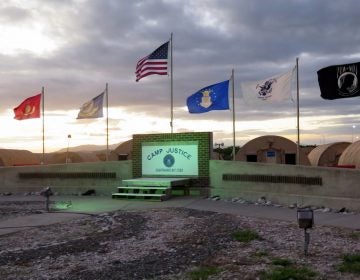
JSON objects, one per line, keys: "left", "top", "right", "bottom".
{"left": 0, "top": 201, "right": 359, "bottom": 280}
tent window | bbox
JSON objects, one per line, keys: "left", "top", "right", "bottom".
{"left": 285, "top": 153, "right": 296, "bottom": 165}
{"left": 118, "top": 154, "right": 128, "bottom": 161}
{"left": 246, "top": 155, "right": 257, "bottom": 162}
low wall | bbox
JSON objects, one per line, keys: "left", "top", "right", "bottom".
{"left": 210, "top": 160, "right": 360, "bottom": 211}
{"left": 0, "top": 161, "right": 132, "bottom": 195}
{"left": 2, "top": 160, "right": 360, "bottom": 211}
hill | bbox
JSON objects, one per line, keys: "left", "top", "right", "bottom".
{"left": 55, "top": 143, "right": 119, "bottom": 153}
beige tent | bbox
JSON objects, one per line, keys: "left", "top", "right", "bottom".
{"left": 308, "top": 142, "right": 350, "bottom": 167}
{"left": 109, "top": 139, "right": 133, "bottom": 161}
{"left": 338, "top": 140, "right": 360, "bottom": 168}
{"left": 44, "top": 151, "right": 101, "bottom": 164}
{"left": 235, "top": 135, "right": 310, "bottom": 165}
{"left": 0, "top": 149, "right": 40, "bottom": 166}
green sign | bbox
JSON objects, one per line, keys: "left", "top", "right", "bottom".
{"left": 142, "top": 142, "right": 198, "bottom": 176}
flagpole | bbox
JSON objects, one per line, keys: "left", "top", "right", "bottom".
{"left": 41, "top": 86, "right": 45, "bottom": 164}
{"left": 296, "top": 57, "right": 300, "bottom": 164}
{"left": 106, "top": 83, "right": 109, "bottom": 161}
{"left": 231, "top": 69, "right": 236, "bottom": 161}
{"left": 170, "top": 33, "right": 174, "bottom": 133}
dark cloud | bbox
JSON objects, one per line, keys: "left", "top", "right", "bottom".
{"left": 1, "top": 0, "right": 360, "bottom": 149}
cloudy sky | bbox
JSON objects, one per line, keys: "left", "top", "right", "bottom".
{"left": 1, "top": 0, "right": 360, "bottom": 153}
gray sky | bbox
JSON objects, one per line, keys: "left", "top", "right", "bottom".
{"left": 1, "top": 0, "right": 360, "bottom": 152}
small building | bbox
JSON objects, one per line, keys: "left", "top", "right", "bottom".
{"left": 0, "top": 149, "right": 40, "bottom": 166}
{"left": 308, "top": 142, "right": 350, "bottom": 167}
{"left": 109, "top": 139, "right": 133, "bottom": 161}
{"left": 44, "top": 151, "right": 101, "bottom": 164}
{"left": 235, "top": 135, "right": 310, "bottom": 165}
{"left": 338, "top": 140, "right": 360, "bottom": 168}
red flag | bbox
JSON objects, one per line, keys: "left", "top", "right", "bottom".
{"left": 13, "top": 94, "right": 41, "bottom": 120}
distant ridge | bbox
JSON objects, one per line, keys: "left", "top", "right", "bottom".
{"left": 55, "top": 143, "right": 119, "bottom": 153}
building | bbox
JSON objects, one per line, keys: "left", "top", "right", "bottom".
{"left": 338, "top": 140, "right": 360, "bottom": 168}
{"left": 0, "top": 149, "right": 40, "bottom": 166}
{"left": 235, "top": 135, "right": 310, "bottom": 165}
{"left": 308, "top": 142, "right": 350, "bottom": 167}
{"left": 109, "top": 139, "right": 133, "bottom": 160}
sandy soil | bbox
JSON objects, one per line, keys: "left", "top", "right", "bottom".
{"left": 0, "top": 200, "right": 359, "bottom": 279}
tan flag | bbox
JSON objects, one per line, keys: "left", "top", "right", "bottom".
{"left": 77, "top": 92, "right": 104, "bottom": 119}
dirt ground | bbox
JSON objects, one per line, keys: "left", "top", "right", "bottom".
{"left": 0, "top": 200, "right": 359, "bottom": 279}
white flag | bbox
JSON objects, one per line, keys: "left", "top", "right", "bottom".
{"left": 240, "top": 67, "right": 295, "bottom": 105}
{"left": 77, "top": 92, "right": 105, "bottom": 119}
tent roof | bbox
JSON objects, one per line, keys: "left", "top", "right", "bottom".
{"left": 0, "top": 149, "right": 40, "bottom": 166}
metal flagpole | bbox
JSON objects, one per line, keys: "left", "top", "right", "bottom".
{"left": 170, "top": 33, "right": 174, "bottom": 133}
{"left": 106, "top": 83, "right": 109, "bottom": 161}
{"left": 296, "top": 57, "right": 300, "bottom": 164}
{"left": 41, "top": 86, "right": 45, "bottom": 164}
{"left": 232, "top": 69, "right": 236, "bottom": 161}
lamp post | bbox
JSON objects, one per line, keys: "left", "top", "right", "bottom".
{"left": 66, "top": 134, "right": 71, "bottom": 164}
{"left": 297, "top": 208, "right": 314, "bottom": 256}
{"left": 215, "top": 142, "right": 224, "bottom": 160}
{"left": 352, "top": 125, "right": 356, "bottom": 143}
{"left": 40, "top": 187, "right": 53, "bottom": 211}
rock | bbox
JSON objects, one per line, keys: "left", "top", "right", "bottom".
{"left": 265, "top": 201, "right": 272, "bottom": 206}
{"left": 82, "top": 189, "right": 96, "bottom": 196}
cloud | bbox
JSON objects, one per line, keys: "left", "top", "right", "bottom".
{"left": 1, "top": 0, "right": 360, "bottom": 151}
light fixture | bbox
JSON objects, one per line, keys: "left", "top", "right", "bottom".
{"left": 297, "top": 208, "right": 314, "bottom": 255}
{"left": 66, "top": 134, "right": 72, "bottom": 163}
{"left": 214, "top": 142, "right": 224, "bottom": 160}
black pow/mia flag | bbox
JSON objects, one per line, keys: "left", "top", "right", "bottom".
{"left": 317, "top": 62, "right": 360, "bottom": 100}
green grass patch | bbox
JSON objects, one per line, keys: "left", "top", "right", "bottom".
{"left": 271, "top": 257, "right": 293, "bottom": 267}
{"left": 260, "top": 266, "right": 317, "bottom": 280}
{"left": 232, "top": 229, "right": 262, "bottom": 243}
{"left": 187, "top": 266, "right": 222, "bottom": 280}
{"left": 337, "top": 253, "right": 360, "bottom": 274}
{"left": 252, "top": 250, "right": 269, "bottom": 258}
{"left": 349, "top": 231, "right": 360, "bottom": 240}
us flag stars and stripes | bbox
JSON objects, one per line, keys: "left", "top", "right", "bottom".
{"left": 135, "top": 41, "right": 169, "bottom": 82}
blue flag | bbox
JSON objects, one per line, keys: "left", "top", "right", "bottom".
{"left": 187, "top": 80, "right": 230, "bottom": 113}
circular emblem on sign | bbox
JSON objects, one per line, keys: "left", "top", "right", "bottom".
{"left": 338, "top": 72, "right": 359, "bottom": 96}
{"left": 163, "top": 154, "right": 175, "bottom": 167}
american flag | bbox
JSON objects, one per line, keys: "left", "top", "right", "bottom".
{"left": 135, "top": 41, "right": 169, "bottom": 82}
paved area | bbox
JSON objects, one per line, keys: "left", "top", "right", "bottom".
{"left": 0, "top": 195, "right": 359, "bottom": 236}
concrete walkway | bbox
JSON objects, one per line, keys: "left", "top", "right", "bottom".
{"left": 0, "top": 195, "right": 359, "bottom": 236}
